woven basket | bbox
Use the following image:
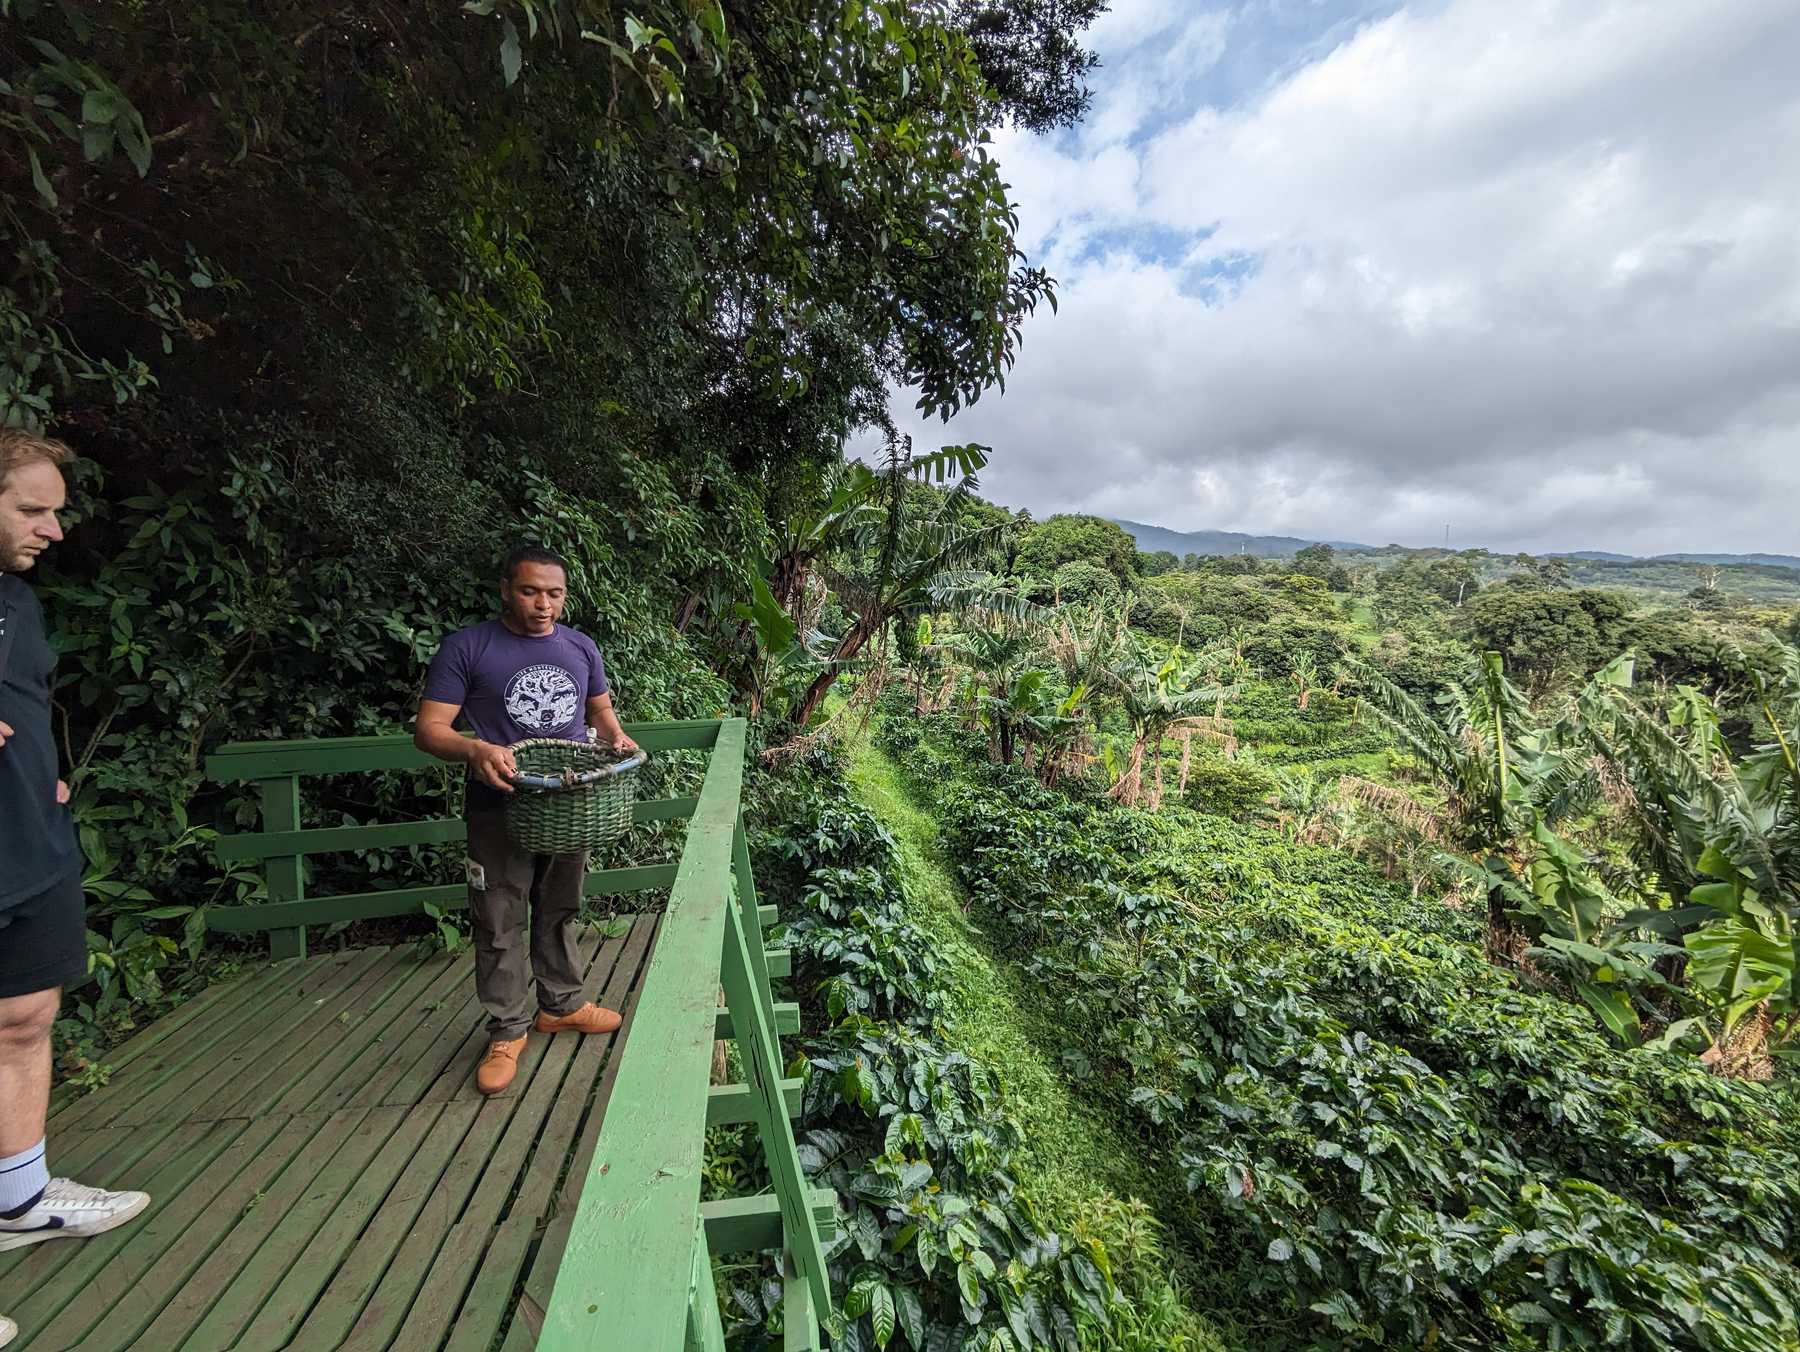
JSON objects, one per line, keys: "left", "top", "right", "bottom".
{"left": 503, "top": 738, "right": 647, "bottom": 853}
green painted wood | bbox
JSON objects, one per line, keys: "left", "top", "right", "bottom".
{"left": 494, "top": 915, "right": 663, "bottom": 1347}
{"left": 45, "top": 972, "right": 247, "bottom": 1119}
{"left": 758, "top": 902, "right": 778, "bottom": 926}
{"left": 206, "top": 719, "right": 722, "bottom": 780}
{"left": 45, "top": 965, "right": 264, "bottom": 1127}
{"left": 201, "top": 947, "right": 449, "bottom": 1122}
{"left": 686, "top": 1226, "right": 730, "bottom": 1352}
{"left": 261, "top": 774, "right": 307, "bottom": 960}
{"left": 706, "top": 1077, "right": 804, "bottom": 1127}
{"left": 112, "top": 947, "right": 393, "bottom": 1127}
{"left": 135, "top": 1108, "right": 377, "bottom": 1348}
{"left": 714, "top": 1001, "right": 799, "bottom": 1039}
{"left": 212, "top": 796, "right": 699, "bottom": 863}
{"left": 31, "top": 1114, "right": 290, "bottom": 1351}
{"left": 765, "top": 947, "right": 793, "bottom": 979}
{"left": 509, "top": 913, "right": 658, "bottom": 1226}
{"left": 232, "top": 1100, "right": 480, "bottom": 1347}
{"left": 288, "top": 1082, "right": 540, "bottom": 1347}
{"left": 4, "top": 1118, "right": 239, "bottom": 1327}
{"left": 329, "top": 930, "right": 628, "bottom": 1350}
{"left": 181, "top": 1103, "right": 419, "bottom": 1349}
{"left": 698, "top": 1190, "right": 839, "bottom": 1254}
{"left": 265, "top": 951, "right": 468, "bottom": 1117}
{"left": 214, "top": 815, "right": 466, "bottom": 861}
{"left": 537, "top": 718, "right": 749, "bottom": 1351}
{"left": 784, "top": 1260, "right": 822, "bottom": 1352}
{"left": 719, "top": 898, "right": 831, "bottom": 1310}
{"left": 441, "top": 1213, "right": 535, "bottom": 1352}
{"left": 59, "top": 953, "right": 334, "bottom": 1132}
{"left": 726, "top": 813, "right": 831, "bottom": 1310}
{"left": 205, "top": 862, "right": 678, "bottom": 935}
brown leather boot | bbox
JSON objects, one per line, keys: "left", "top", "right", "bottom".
{"left": 475, "top": 1036, "right": 526, "bottom": 1095}
{"left": 534, "top": 1002, "right": 622, "bottom": 1035}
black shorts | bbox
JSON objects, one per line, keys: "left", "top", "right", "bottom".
{"left": 0, "top": 871, "right": 86, "bottom": 1000}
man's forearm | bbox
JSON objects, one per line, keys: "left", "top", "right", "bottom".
{"left": 590, "top": 696, "right": 625, "bottom": 739}
{"left": 416, "top": 722, "right": 479, "bottom": 763}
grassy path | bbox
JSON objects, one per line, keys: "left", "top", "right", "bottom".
{"left": 840, "top": 720, "right": 1237, "bottom": 1351}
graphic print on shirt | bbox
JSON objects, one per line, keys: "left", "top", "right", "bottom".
{"left": 505, "top": 663, "right": 581, "bottom": 732}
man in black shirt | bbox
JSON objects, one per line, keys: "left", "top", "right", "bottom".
{"left": 0, "top": 431, "right": 147, "bottom": 1347}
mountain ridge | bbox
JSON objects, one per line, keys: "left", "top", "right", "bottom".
{"left": 1110, "top": 518, "right": 1800, "bottom": 572}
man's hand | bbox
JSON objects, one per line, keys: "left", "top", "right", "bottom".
{"left": 610, "top": 731, "right": 639, "bottom": 756}
{"left": 0, "top": 719, "right": 11, "bottom": 749}
{"left": 56, "top": 779, "right": 69, "bottom": 805}
{"left": 468, "top": 740, "right": 519, "bottom": 793}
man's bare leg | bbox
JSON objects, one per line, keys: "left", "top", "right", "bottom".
{"left": 0, "top": 988, "right": 56, "bottom": 1159}
{"left": 0, "top": 984, "right": 150, "bottom": 1259}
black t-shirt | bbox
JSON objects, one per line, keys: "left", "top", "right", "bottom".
{"left": 0, "top": 574, "right": 78, "bottom": 911}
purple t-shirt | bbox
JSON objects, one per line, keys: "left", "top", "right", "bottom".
{"left": 422, "top": 619, "right": 609, "bottom": 807}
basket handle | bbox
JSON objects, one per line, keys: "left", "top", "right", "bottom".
{"left": 510, "top": 750, "right": 648, "bottom": 793}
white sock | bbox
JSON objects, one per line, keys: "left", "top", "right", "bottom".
{"left": 0, "top": 1140, "right": 48, "bottom": 1217}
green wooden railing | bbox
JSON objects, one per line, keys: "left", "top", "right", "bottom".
{"left": 202, "top": 717, "right": 835, "bottom": 1349}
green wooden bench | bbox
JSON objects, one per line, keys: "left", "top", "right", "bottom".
{"left": 0, "top": 718, "right": 834, "bottom": 1350}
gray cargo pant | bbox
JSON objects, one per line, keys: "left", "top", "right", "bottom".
{"left": 465, "top": 810, "right": 588, "bottom": 1041}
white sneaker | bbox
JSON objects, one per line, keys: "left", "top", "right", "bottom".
{"left": 0, "top": 1177, "right": 150, "bottom": 1252}
{"left": 1, "top": 1313, "right": 16, "bottom": 1347}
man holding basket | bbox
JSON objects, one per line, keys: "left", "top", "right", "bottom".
{"left": 414, "top": 545, "right": 639, "bottom": 1095}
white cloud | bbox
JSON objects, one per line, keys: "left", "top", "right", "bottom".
{"left": 889, "top": 0, "right": 1800, "bottom": 554}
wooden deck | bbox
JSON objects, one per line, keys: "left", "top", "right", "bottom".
{"left": 0, "top": 914, "right": 661, "bottom": 1351}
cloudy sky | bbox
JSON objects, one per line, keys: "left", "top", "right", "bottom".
{"left": 883, "top": 0, "right": 1800, "bottom": 555}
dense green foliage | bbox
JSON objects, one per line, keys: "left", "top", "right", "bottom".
{"left": 1015, "top": 515, "right": 1140, "bottom": 587}
{"left": 880, "top": 711, "right": 1800, "bottom": 1351}
{"left": 742, "top": 752, "right": 1208, "bottom": 1351}
{"left": 0, "top": 0, "right": 1103, "bottom": 1046}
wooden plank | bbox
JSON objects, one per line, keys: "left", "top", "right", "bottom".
{"left": 699, "top": 1191, "right": 839, "bottom": 1254}
{"left": 2, "top": 1118, "right": 240, "bottom": 1326}
{"left": 206, "top": 719, "right": 722, "bottom": 780}
{"left": 230, "top": 1100, "right": 481, "bottom": 1348}
{"left": 758, "top": 902, "right": 778, "bottom": 927}
{"left": 214, "top": 815, "right": 465, "bottom": 861}
{"left": 344, "top": 957, "right": 490, "bottom": 1112}
{"left": 46, "top": 970, "right": 251, "bottom": 1119}
{"left": 784, "top": 1258, "right": 822, "bottom": 1352}
{"left": 323, "top": 930, "right": 632, "bottom": 1351}
{"left": 479, "top": 915, "right": 663, "bottom": 1348}
{"left": 53, "top": 954, "right": 330, "bottom": 1132}
{"left": 112, "top": 946, "right": 394, "bottom": 1127}
{"left": 135, "top": 1107, "right": 383, "bottom": 1349}
{"left": 198, "top": 947, "right": 449, "bottom": 1122}
{"left": 285, "top": 1082, "right": 541, "bottom": 1347}
{"left": 46, "top": 958, "right": 301, "bottom": 1134}
{"left": 273, "top": 949, "right": 469, "bottom": 1116}
{"left": 765, "top": 947, "right": 793, "bottom": 980}
{"left": 687, "top": 1226, "right": 730, "bottom": 1352}
{"left": 211, "top": 796, "right": 699, "bottom": 862}
{"left": 261, "top": 773, "right": 308, "bottom": 960}
{"left": 707, "top": 1078, "right": 804, "bottom": 1127}
{"left": 181, "top": 1103, "right": 420, "bottom": 1349}
{"left": 537, "top": 719, "right": 748, "bottom": 1351}
{"left": 28, "top": 1113, "right": 290, "bottom": 1351}
{"left": 725, "top": 815, "right": 831, "bottom": 1311}
{"left": 204, "top": 863, "right": 677, "bottom": 935}
{"left": 440, "top": 1214, "right": 536, "bottom": 1352}
{"left": 715, "top": 1002, "right": 799, "bottom": 1040}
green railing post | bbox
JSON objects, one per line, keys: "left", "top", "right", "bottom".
{"left": 721, "top": 813, "right": 832, "bottom": 1319}
{"left": 685, "top": 1228, "right": 728, "bottom": 1352}
{"left": 258, "top": 774, "right": 306, "bottom": 960}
